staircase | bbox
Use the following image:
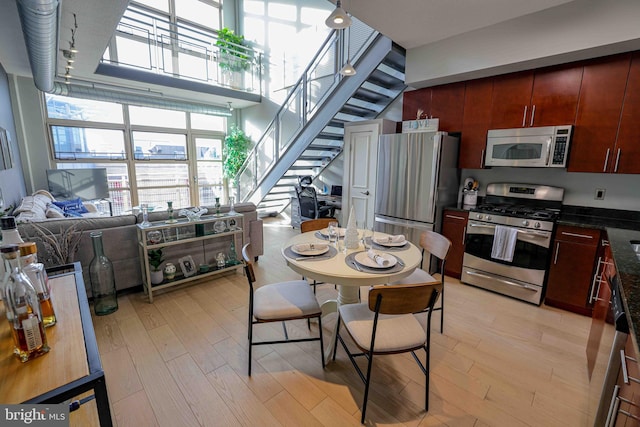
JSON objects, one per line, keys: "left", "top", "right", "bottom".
{"left": 236, "top": 19, "right": 406, "bottom": 215}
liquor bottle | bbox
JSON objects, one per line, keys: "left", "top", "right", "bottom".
{"left": 19, "top": 242, "right": 56, "bottom": 327}
{"left": 88, "top": 231, "right": 119, "bottom": 316}
{"left": 1, "top": 244, "right": 50, "bottom": 362}
{"left": 228, "top": 238, "right": 238, "bottom": 265}
{"left": 0, "top": 216, "right": 24, "bottom": 298}
{"left": 215, "top": 197, "right": 221, "bottom": 215}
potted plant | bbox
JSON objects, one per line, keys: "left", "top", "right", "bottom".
{"left": 148, "top": 248, "right": 165, "bottom": 285}
{"left": 216, "top": 27, "right": 251, "bottom": 88}
{"left": 223, "top": 125, "right": 252, "bottom": 188}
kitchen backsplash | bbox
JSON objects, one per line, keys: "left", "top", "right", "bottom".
{"left": 464, "top": 168, "right": 640, "bottom": 211}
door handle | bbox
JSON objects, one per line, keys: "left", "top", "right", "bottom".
{"left": 522, "top": 105, "right": 528, "bottom": 127}
{"left": 614, "top": 148, "right": 621, "bottom": 173}
{"left": 361, "top": 191, "right": 370, "bottom": 196}
{"left": 530, "top": 105, "right": 536, "bottom": 126}
{"left": 603, "top": 148, "right": 610, "bottom": 172}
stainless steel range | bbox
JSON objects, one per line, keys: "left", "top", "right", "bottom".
{"left": 461, "top": 183, "right": 564, "bottom": 305}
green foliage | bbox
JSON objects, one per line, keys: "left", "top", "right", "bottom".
{"left": 216, "top": 28, "right": 251, "bottom": 72}
{"left": 223, "top": 125, "right": 252, "bottom": 186}
{"left": 148, "top": 248, "right": 164, "bottom": 271}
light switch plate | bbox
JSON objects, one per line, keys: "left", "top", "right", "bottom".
{"left": 595, "top": 188, "right": 606, "bottom": 200}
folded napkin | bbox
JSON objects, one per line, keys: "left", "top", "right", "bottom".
{"left": 367, "top": 249, "right": 390, "bottom": 267}
{"left": 379, "top": 234, "right": 406, "bottom": 243}
{"left": 293, "top": 243, "right": 329, "bottom": 253}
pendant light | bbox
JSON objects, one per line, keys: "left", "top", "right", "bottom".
{"left": 325, "top": 0, "right": 351, "bottom": 29}
{"left": 340, "top": 28, "right": 356, "bottom": 76}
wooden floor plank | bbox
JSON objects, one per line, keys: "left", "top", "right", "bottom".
{"left": 92, "top": 215, "right": 596, "bottom": 426}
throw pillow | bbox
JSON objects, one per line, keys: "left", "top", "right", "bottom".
{"left": 45, "top": 204, "right": 65, "bottom": 219}
{"left": 52, "top": 198, "right": 89, "bottom": 216}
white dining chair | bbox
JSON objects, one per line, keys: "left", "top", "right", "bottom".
{"left": 242, "top": 243, "right": 324, "bottom": 375}
{"left": 333, "top": 282, "right": 440, "bottom": 424}
{"left": 388, "top": 230, "right": 451, "bottom": 333}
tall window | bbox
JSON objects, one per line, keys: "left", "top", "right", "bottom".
{"left": 45, "top": 94, "right": 227, "bottom": 215}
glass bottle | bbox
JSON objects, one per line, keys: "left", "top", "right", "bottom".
{"left": 228, "top": 196, "right": 236, "bottom": 215}
{"left": 0, "top": 216, "right": 24, "bottom": 299}
{"left": 140, "top": 203, "right": 151, "bottom": 227}
{"left": 19, "top": 242, "right": 56, "bottom": 327}
{"left": 166, "top": 201, "right": 176, "bottom": 223}
{"left": 228, "top": 238, "right": 238, "bottom": 265}
{"left": 214, "top": 197, "right": 221, "bottom": 215}
{"left": 1, "top": 244, "right": 50, "bottom": 362}
{"left": 89, "top": 231, "right": 118, "bottom": 316}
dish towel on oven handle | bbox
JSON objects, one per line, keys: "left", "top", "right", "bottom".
{"left": 491, "top": 225, "right": 518, "bottom": 262}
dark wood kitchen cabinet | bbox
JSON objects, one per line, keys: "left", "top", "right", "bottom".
{"left": 460, "top": 77, "right": 493, "bottom": 169}
{"left": 610, "top": 334, "right": 640, "bottom": 426}
{"left": 490, "top": 64, "right": 582, "bottom": 130}
{"left": 545, "top": 225, "right": 601, "bottom": 316}
{"left": 440, "top": 209, "right": 468, "bottom": 279}
{"left": 402, "top": 82, "right": 465, "bottom": 131}
{"left": 611, "top": 51, "right": 640, "bottom": 174}
{"left": 568, "top": 53, "right": 632, "bottom": 173}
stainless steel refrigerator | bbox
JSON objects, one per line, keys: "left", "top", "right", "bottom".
{"left": 374, "top": 131, "right": 460, "bottom": 267}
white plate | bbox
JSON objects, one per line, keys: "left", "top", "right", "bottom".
{"left": 291, "top": 244, "right": 330, "bottom": 256}
{"left": 319, "top": 227, "right": 346, "bottom": 238}
{"left": 354, "top": 251, "right": 397, "bottom": 269}
{"left": 373, "top": 237, "right": 407, "bottom": 247}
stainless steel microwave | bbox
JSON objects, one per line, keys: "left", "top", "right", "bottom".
{"left": 485, "top": 125, "right": 573, "bottom": 167}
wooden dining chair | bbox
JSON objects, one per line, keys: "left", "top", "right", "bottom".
{"left": 333, "top": 282, "right": 440, "bottom": 424}
{"left": 388, "top": 230, "right": 451, "bottom": 333}
{"left": 299, "top": 218, "right": 339, "bottom": 293}
{"left": 300, "top": 217, "right": 338, "bottom": 233}
{"left": 242, "top": 243, "right": 324, "bottom": 376}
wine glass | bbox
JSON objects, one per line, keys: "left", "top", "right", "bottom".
{"left": 328, "top": 221, "right": 339, "bottom": 247}
{"left": 362, "top": 227, "right": 373, "bottom": 251}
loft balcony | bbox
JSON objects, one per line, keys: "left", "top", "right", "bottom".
{"left": 97, "top": 6, "right": 262, "bottom": 101}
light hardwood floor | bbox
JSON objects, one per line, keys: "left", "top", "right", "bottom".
{"left": 85, "top": 216, "right": 596, "bottom": 426}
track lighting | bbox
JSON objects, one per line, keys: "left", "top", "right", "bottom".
{"left": 227, "top": 102, "right": 234, "bottom": 111}
{"left": 325, "top": 0, "right": 351, "bottom": 29}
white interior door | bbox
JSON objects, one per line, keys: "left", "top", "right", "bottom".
{"left": 343, "top": 122, "right": 380, "bottom": 229}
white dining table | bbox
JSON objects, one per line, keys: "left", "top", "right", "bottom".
{"left": 281, "top": 230, "right": 429, "bottom": 360}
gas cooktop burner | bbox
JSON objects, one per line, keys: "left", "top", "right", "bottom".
{"left": 474, "top": 203, "right": 559, "bottom": 220}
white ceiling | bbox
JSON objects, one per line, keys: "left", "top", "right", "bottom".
{"left": 0, "top": 0, "right": 578, "bottom": 105}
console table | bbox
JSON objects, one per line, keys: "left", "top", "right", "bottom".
{"left": 0, "top": 262, "right": 112, "bottom": 426}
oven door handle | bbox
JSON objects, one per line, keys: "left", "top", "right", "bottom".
{"left": 464, "top": 270, "right": 538, "bottom": 291}
{"left": 468, "top": 223, "right": 550, "bottom": 238}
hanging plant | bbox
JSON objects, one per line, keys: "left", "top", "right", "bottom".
{"left": 223, "top": 125, "right": 252, "bottom": 187}
{"left": 216, "top": 28, "right": 251, "bottom": 72}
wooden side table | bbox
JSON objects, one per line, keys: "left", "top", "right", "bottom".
{"left": 0, "top": 262, "right": 112, "bottom": 426}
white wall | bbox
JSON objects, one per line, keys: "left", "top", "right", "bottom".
{"left": 0, "top": 65, "right": 27, "bottom": 209}
{"left": 463, "top": 168, "right": 640, "bottom": 210}
{"left": 405, "top": 0, "right": 640, "bottom": 88}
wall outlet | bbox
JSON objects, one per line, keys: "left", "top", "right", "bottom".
{"left": 595, "top": 188, "right": 606, "bottom": 200}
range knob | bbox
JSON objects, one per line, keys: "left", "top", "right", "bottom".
{"left": 534, "top": 222, "right": 541, "bottom": 229}
{"left": 522, "top": 220, "right": 530, "bottom": 227}
{"left": 486, "top": 215, "right": 492, "bottom": 221}
{"left": 476, "top": 213, "right": 483, "bottom": 220}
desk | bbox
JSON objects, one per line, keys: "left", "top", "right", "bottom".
{"left": 0, "top": 263, "right": 112, "bottom": 426}
{"left": 317, "top": 194, "right": 342, "bottom": 211}
{"left": 282, "top": 231, "right": 427, "bottom": 359}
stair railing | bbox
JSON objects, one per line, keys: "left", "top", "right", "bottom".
{"left": 235, "top": 18, "right": 377, "bottom": 202}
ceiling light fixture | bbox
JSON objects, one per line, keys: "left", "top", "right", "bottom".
{"left": 339, "top": 28, "right": 356, "bottom": 76}
{"left": 227, "top": 102, "right": 234, "bottom": 111}
{"left": 325, "top": 0, "right": 351, "bottom": 29}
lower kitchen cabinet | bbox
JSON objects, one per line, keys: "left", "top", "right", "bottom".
{"left": 545, "top": 224, "right": 601, "bottom": 316}
{"left": 440, "top": 209, "right": 468, "bottom": 279}
{"left": 610, "top": 335, "right": 640, "bottom": 426}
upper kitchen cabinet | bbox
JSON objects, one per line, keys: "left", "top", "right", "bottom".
{"left": 430, "top": 82, "right": 465, "bottom": 131}
{"left": 568, "top": 53, "right": 631, "bottom": 173}
{"left": 460, "top": 77, "right": 493, "bottom": 169}
{"left": 402, "top": 83, "right": 465, "bottom": 131}
{"left": 612, "top": 52, "right": 640, "bottom": 174}
{"left": 490, "top": 64, "right": 582, "bottom": 129}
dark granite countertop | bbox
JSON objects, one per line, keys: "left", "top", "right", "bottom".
{"left": 558, "top": 205, "right": 640, "bottom": 231}
{"left": 606, "top": 227, "right": 640, "bottom": 356}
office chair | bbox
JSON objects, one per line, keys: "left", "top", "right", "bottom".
{"left": 295, "top": 184, "right": 335, "bottom": 220}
